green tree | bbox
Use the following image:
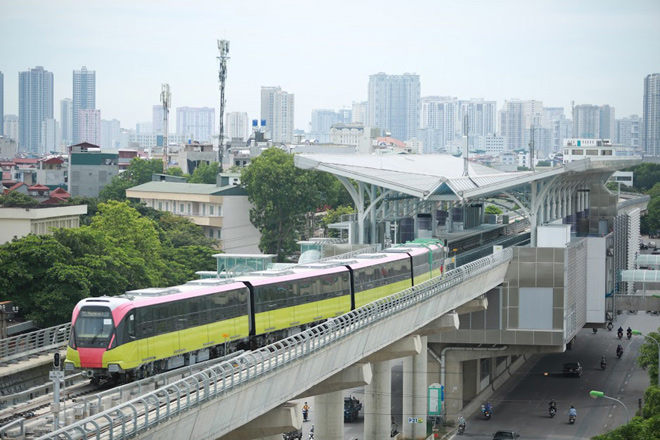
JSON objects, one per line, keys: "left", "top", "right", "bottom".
{"left": 241, "top": 148, "right": 324, "bottom": 261}
{"left": 99, "top": 158, "right": 164, "bottom": 201}
{"left": 189, "top": 162, "right": 220, "bottom": 184}
{"left": 321, "top": 206, "right": 354, "bottom": 238}
{"left": 166, "top": 166, "right": 185, "bottom": 177}
{"left": 485, "top": 205, "right": 503, "bottom": 215}
{"left": 637, "top": 331, "right": 660, "bottom": 386}
{"left": 0, "top": 191, "right": 38, "bottom": 206}
{"left": 628, "top": 163, "right": 660, "bottom": 193}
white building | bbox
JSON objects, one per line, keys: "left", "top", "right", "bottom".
{"left": 615, "top": 115, "right": 641, "bottom": 150}
{"left": 40, "top": 118, "right": 60, "bottom": 154}
{"left": 226, "top": 111, "right": 249, "bottom": 141}
{"left": 79, "top": 109, "right": 101, "bottom": 146}
{"left": 101, "top": 119, "right": 121, "bottom": 149}
{"left": 352, "top": 101, "right": 367, "bottom": 124}
{"left": 643, "top": 73, "right": 660, "bottom": 156}
{"left": 60, "top": 98, "right": 73, "bottom": 147}
{"left": 562, "top": 138, "right": 619, "bottom": 163}
{"left": 176, "top": 107, "right": 215, "bottom": 143}
{"left": 3, "top": 115, "right": 18, "bottom": 143}
{"left": 329, "top": 123, "right": 364, "bottom": 147}
{"left": 0, "top": 205, "right": 87, "bottom": 245}
{"left": 73, "top": 66, "right": 95, "bottom": 144}
{"left": 261, "top": 87, "right": 295, "bottom": 144}
{"left": 419, "top": 96, "right": 457, "bottom": 153}
{"left": 368, "top": 72, "right": 420, "bottom": 142}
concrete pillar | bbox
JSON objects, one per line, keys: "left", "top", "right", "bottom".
{"left": 412, "top": 336, "right": 428, "bottom": 439}
{"left": 443, "top": 355, "right": 463, "bottom": 420}
{"left": 402, "top": 356, "right": 413, "bottom": 438}
{"left": 364, "top": 360, "right": 391, "bottom": 440}
{"left": 315, "top": 390, "right": 343, "bottom": 440}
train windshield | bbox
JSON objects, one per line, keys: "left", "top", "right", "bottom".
{"left": 74, "top": 307, "right": 114, "bottom": 348}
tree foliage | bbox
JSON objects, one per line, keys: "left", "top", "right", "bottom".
{"left": 485, "top": 205, "right": 503, "bottom": 215}
{"left": 241, "top": 148, "right": 327, "bottom": 261}
{"left": 321, "top": 206, "right": 354, "bottom": 238}
{"left": 0, "top": 191, "right": 38, "bottom": 206}
{"left": 99, "top": 158, "right": 164, "bottom": 201}
{"left": 188, "top": 162, "right": 220, "bottom": 184}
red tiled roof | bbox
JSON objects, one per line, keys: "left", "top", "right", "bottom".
{"left": 42, "top": 195, "right": 69, "bottom": 205}
{"left": 41, "top": 157, "right": 64, "bottom": 164}
{"left": 14, "top": 158, "right": 39, "bottom": 164}
{"left": 28, "top": 183, "right": 50, "bottom": 191}
{"left": 376, "top": 137, "right": 406, "bottom": 148}
{"left": 50, "top": 187, "right": 70, "bottom": 196}
{"left": 8, "top": 182, "right": 27, "bottom": 191}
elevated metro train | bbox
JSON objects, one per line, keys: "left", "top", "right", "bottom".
{"left": 65, "top": 241, "right": 446, "bottom": 382}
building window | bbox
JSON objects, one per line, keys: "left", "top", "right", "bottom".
{"left": 158, "top": 202, "right": 162, "bottom": 210}
{"left": 180, "top": 203, "right": 184, "bottom": 212}
{"left": 202, "top": 204, "right": 205, "bottom": 216}
{"left": 209, "top": 205, "right": 214, "bottom": 215}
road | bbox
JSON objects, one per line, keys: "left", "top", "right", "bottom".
{"left": 451, "top": 312, "right": 659, "bottom": 439}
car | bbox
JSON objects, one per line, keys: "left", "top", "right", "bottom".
{"left": 640, "top": 242, "right": 648, "bottom": 250}
{"left": 493, "top": 431, "right": 520, "bottom": 439}
{"left": 562, "top": 362, "right": 583, "bottom": 377}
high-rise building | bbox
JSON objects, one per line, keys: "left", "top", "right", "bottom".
{"left": 0, "top": 71, "right": 4, "bottom": 136}
{"left": 41, "top": 118, "right": 60, "bottom": 153}
{"left": 60, "top": 98, "right": 73, "bottom": 146}
{"left": 643, "top": 73, "right": 660, "bottom": 156}
{"left": 3, "top": 115, "right": 18, "bottom": 142}
{"left": 101, "top": 119, "right": 121, "bottom": 149}
{"left": 79, "top": 109, "right": 101, "bottom": 146}
{"left": 176, "top": 107, "right": 215, "bottom": 143}
{"left": 310, "top": 109, "right": 341, "bottom": 143}
{"left": 226, "top": 111, "right": 249, "bottom": 141}
{"left": 419, "top": 96, "right": 457, "bottom": 153}
{"left": 153, "top": 105, "right": 165, "bottom": 135}
{"left": 499, "top": 100, "right": 526, "bottom": 150}
{"left": 459, "top": 99, "right": 497, "bottom": 137}
{"left": 261, "top": 87, "right": 295, "bottom": 143}
{"left": 73, "top": 66, "right": 96, "bottom": 144}
{"left": 599, "top": 105, "right": 615, "bottom": 140}
{"left": 615, "top": 115, "right": 641, "bottom": 150}
{"left": 352, "top": 101, "right": 367, "bottom": 124}
{"left": 19, "top": 66, "right": 54, "bottom": 153}
{"left": 367, "top": 72, "right": 420, "bottom": 141}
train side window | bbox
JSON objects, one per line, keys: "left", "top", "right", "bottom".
{"left": 127, "top": 312, "right": 136, "bottom": 339}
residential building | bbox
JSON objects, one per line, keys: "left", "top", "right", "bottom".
{"left": 310, "top": 109, "right": 339, "bottom": 143}
{"left": 573, "top": 104, "right": 602, "bottom": 139}
{"left": 643, "top": 73, "right": 660, "bottom": 156}
{"left": 615, "top": 115, "right": 641, "bottom": 150}
{"left": 176, "top": 142, "right": 216, "bottom": 175}
{"left": 460, "top": 99, "right": 497, "bottom": 137}
{"left": 41, "top": 118, "right": 59, "bottom": 153}
{"left": 68, "top": 142, "right": 118, "bottom": 197}
{"left": 420, "top": 96, "right": 457, "bottom": 153}
{"left": 153, "top": 105, "right": 165, "bottom": 135}
{"left": 101, "top": 119, "right": 121, "bottom": 149}
{"left": 60, "top": 98, "right": 73, "bottom": 147}
{"left": 499, "top": 100, "right": 526, "bottom": 150}
{"left": 0, "top": 137, "right": 17, "bottom": 159}
{"left": 19, "top": 66, "right": 54, "bottom": 153}
{"left": 176, "top": 107, "right": 215, "bottom": 143}
{"left": 352, "top": 101, "right": 367, "bottom": 124}
{"left": 599, "top": 105, "right": 615, "bottom": 140}
{"left": 0, "top": 204, "right": 87, "bottom": 245}
{"left": 226, "top": 111, "right": 249, "bottom": 141}
{"left": 3, "top": 115, "right": 18, "bottom": 142}
{"left": 0, "top": 71, "right": 3, "bottom": 136}
{"left": 117, "top": 149, "right": 139, "bottom": 172}
{"left": 552, "top": 115, "right": 573, "bottom": 150}
{"left": 126, "top": 178, "right": 261, "bottom": 254}
{"left": 367, "top": 72, "right": 420, "bottom": 141}
{"left": 35, "top": 156, "right": 67, "bottom": 186}
{"left": 79, "top": 109, "right": 101, "bottom": 146}
{"left": 261, "top": 87, "right": 295, "bottom": 143}
{"left": 329, "top": 123, "right": 364, "bottom": 147}
{"left": 562, "top": 138, "right": 624, "bottom": 162}
{"left": 72, "top": 67, "right": 95, "bottom": 144}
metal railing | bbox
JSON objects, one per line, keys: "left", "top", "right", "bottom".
{"left": 0, "top": 323, "right": 71, "bottom": 364}
{"left": 39, "top": 248, "right": 512, "bottom": 440}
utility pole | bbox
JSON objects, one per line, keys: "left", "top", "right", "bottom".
{"left": 217, "top": 40, "right": 230, "bottom": 168}
{"left": 161, "top": 84, "right": 171, "bottom": 172}
{"left": 462, "top": 115, "right": 469, "bottom": 177}
{"left": 50, "top": 353, "right": 64, "bottom": 431}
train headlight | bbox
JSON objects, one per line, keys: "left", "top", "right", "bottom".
{"left": 64, "top": 361, "right": 75, "bottom": 371}
{"left": 108, "top": 364, "right": 120, "bottom": 373}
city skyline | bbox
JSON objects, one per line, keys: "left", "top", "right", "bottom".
{"left": 1, "top": 0, "right": 659, "bottom": 132}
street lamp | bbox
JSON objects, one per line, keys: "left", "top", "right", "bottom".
{"left": 590, "top": 390, "right": 629, "bottom": 424}
{"left": 632, "top": 330, "right": 660, "bottom": 387}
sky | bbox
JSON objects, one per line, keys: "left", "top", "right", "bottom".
{"left": 1, "top": 0, "right": 659, "bottom": 132}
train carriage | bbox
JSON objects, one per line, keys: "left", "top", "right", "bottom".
{"left": 345, "top": 253, "right": 413, "bottom": 309}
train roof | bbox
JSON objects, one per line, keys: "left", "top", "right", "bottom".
{"left": 236, "top": 265, "right": 349, "bottom": 286}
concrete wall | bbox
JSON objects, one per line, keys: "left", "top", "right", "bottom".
{"left": 0, "top": 205, "right": 87, "bottom": 244}
{"left": 69, "top": 164, "right": 119, "bottom": 197}
{"left": 221, "top": 196, "right": 261, "bottom": 254}
{"left": 586, "top": 237, "right": 607, "bottom": 323}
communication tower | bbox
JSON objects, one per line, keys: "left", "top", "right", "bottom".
{"left": 160, "top": 84, "right": 171, "bottom": 171}
{"left": 217, "top": 40, "right": 230, "bottom": 167}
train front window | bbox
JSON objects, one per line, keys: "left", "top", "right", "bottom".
{"left": 74, "top": 307, "right": 114, "bottom": 348}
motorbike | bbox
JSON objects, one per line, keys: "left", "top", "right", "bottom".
{"left": 569, "top": 414, "right": 576, "bottom": 424}
{"left": 607, "top": 321, "right": 613, "bottom": 331}
{"left": 308, "top": 425, "right": 314, "bottom": 439}
{"left": 627, "top": 330, "right": 632, "bottom": 340}
{"left": 618, "top": 330, "right": 623, "bottom": 339}
{"left": 457, "top": 422, "right": 465, "bottom": 435}
{"left": 601, "top": 359, "right": 607, "bottom": 370}
{"left": 302, "top": 409, "right": 309, "bottom": 422}
{"left": 593, "top": 327, "right": 598, "bottom": 333}
{"left": 549, "top": 406, "right": 557, "bottom": 418}
{"left": 617, "top": 348, "right": 624, "bottom": 359}
{"left": 484, "top": 409, "right": 492, "bottom": 420}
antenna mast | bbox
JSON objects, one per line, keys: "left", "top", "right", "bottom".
{"left": 217, "top": 39, "right": 230, "bottom": 168}
{"left": 160, "top": 84, "right": 171, "bottom": 171}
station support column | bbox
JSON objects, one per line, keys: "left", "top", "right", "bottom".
{"left": 363, "top": 360, "right": 391, "bottom": 439}
{"left": 315, "top": 390, "right": 343, "bottom": 440}
{"left": 402, "top": 336, "right": 428, "bottom": 439}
